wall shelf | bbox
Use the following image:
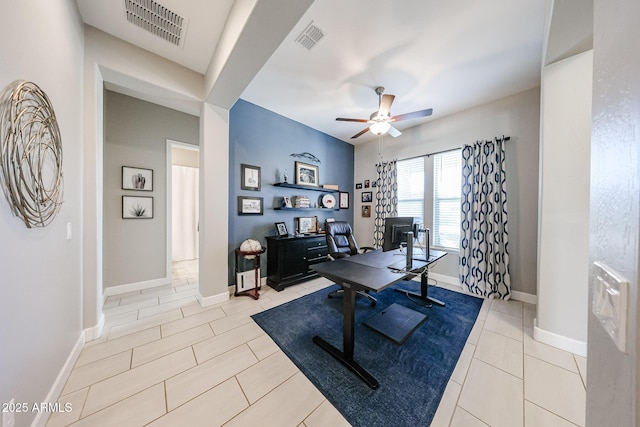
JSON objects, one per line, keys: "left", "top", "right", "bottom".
{"left": 273, "top": 207, "right": 339, "bottom": 211}
{"left": 273, "top": 182, "right": 339, "bottom": 210}
{"left": 273, "top": 182, "right": 338, "bottom": 193}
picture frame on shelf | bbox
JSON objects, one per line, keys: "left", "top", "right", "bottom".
{"left": 122, "top": 166, "right": 153, "bottom": 191}
{"left": 238, "top": 196, "right": 264, "bottom": 215}
{"left": 241, "top": 164, "right": 261, "bottom": 191}
{"left": 297, "top": 216, "right": 317, "bottom": 234}
{"left": 282, "top": 196, "right": 293, "bottom": 208}
{"left": 339, "top": 191, "right": 350, "bottom": 209}
{"left": 362, "top": 191, "right": 372, "bottom": 203}
{"left": 295, "top": 161, "right": 319, "bottom": 187}
{"left": 362, "top": 205, "right": 371, "bottom": 218}
{"left": 275, "top": 222, "right": 288, "bottom": 237}
{"left": 122, "top": 196, "right": 153, "bottom": 219}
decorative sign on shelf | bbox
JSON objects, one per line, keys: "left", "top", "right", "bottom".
{"left": 0, "top": 80, "right": 64, "bottom": 228}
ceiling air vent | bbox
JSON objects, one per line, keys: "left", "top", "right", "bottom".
{"left": 124, "top": 0, "right": 185, "bottom": 46}
{"left": 295, "top": 21, "right": 325, "bottom": 50}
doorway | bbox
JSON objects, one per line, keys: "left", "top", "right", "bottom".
{"left": 167, "top": 140, "right": 200, "bottom": 284}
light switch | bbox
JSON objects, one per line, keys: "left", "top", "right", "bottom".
{"left": 592, "top": 262, "right": 629, "bottom": 352}
{"left": 66, "top": 222, "right": 72, "bottom": 240}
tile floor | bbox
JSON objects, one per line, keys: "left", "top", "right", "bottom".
{"left": 46, "top": 261, "right": 587, "bottom": 426}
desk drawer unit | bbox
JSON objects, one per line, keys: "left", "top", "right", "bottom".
{"left": 266, "top": 234, "right": 328, "bottom": 291}
{"left": 306, "top": 239, "right": 328, "bottom": 265}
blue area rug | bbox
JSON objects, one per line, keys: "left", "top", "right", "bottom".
{"left": 251, "top": 281, "right": 483, "bottom": 426}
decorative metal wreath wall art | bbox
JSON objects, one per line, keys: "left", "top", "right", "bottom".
{"left": 0, "top": 80, "right": 63, "bottom": 228}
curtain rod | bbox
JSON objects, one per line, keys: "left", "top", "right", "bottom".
{"left": 399, "top": 135, "right": 511, "bottom": 162}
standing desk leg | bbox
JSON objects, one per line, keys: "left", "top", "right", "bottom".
{"left": 312, "top": 284, "right": 379, "bottom": 389}
{"left": 394, "top": 268, "right": 445, "bottom": 307}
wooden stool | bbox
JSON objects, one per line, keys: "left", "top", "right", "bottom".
{"left": 234, "top": 247, "right": 266, "bottom": 300}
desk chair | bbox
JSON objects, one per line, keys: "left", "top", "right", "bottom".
{"left": 324, "top": 221, "right": 377, "bottom": 306}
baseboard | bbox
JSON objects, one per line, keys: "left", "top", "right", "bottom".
{"left": 511, "top": 290, "right": 537, "bottom": 305}
{"left": 428, "top": 273, "right": 461, "bottom": 287}
{"left": 534, "top": 319, "right": 587, "bottom": 357}
{"left": 83, "top": 313, "right": 105, "bottom": 342}
{"left": 424, "top": 273, "right": 537, "bottom": 304}
{"left": 197, "top": 291, "right": 229, "bottom": 307}
{"left": 103, "top": 277, "right": 170, "bottom": 298}
{"left": 31, "top": 332, "right": 85, "bottom": 427}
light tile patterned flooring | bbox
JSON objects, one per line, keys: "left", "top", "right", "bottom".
{"left": 47, "top": 261, "right": 587, "bottom": 426}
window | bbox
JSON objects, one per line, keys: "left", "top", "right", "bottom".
{"left": 397, "top": 157, "right": 424, "bottom": 244}
{"left": 433, "top": 149, "right": 462, "bottom": 249}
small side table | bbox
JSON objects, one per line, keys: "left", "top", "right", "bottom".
{"left": 234, "top": 247, "right": 266, "bottom": 300}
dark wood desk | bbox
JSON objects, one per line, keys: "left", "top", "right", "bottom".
{"left": 311, "top": 248, "right": 447, "bottom": 389}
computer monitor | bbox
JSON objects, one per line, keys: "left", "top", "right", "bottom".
{"left": 382, "top": 217, "right": 415, "bottom": 252}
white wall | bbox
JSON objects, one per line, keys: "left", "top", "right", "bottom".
{"left": 536, "top": 50, "right": 592, "bottom": 354}
{"left": 0, "top": 1, "right": 84, "bottom": 425}
{"left": 103, "top": 91, "right": 199, "bottom": 288}
{"left": 354, "top": 87, "right": 541, "bottom": 296}
{"left": 82, "top": 27, "right": 207, "bottom": 328}
{"left": 198, "top": 104, "right": 231, "bottom": 306}
{"left": 587, "top": 0, "right": 640, "bottom": 424}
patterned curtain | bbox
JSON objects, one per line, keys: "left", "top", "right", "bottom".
{"left": 374, "top": 160, "right": 398, "bottom": 247}
{"left": 459, "top": 138, "right": 511, "bottom": 299}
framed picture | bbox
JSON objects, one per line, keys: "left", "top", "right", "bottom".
{"left": 282, "top": 196, "right": 293, "bottom": 208}
{"left": 275, "top": 222, "right": 288, "bottom": 237}
{"left": 238, "top": 196, "right": 264, "bottom": 215}
{"left": 339, "top": 192, "right": 350, "bottom": 209}
{"left": 295, "top": 161, "right": 319, "bottom": 187}
{"left": 362, "top": 205, "right": 371, "bottom": 217}
{"left": 122, "top": 166, "right": 153, "bottom": 191}
{"left": 362, "top": 191, "right": 372, "bottom": 203}
{"left": 364, "top": 179, "right": 370, "bottom": 188}
{"left": 355, "top": 183, "right": 363, "bottom": 189}
{"left": 241, "top": 164, "right": 261, "bottom": 191}
{"left": 297, "top": 216, "right": 317, "bottom": 234}
{"left": 122, "top": 196, "right": 153, "bottom": 219}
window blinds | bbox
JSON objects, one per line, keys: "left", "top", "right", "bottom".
{"left": 433, "top": 149, "right": 462, "bottom": 249}
{"left": 397, "top": 157, "right": 424, "bottom": 224}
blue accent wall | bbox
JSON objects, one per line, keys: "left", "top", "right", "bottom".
{"left": 229, "top": 99, "right": 354, "bottom": 284}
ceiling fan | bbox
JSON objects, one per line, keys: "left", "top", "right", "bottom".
{"left": 336, "top": 86, "right": 433, "bottom": 139}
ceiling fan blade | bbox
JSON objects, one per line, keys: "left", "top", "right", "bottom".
{"left": 378, "top": 94, "right": 395, "bottom": 117}
{"left": 387, "top": 126, "right": 402, "bottom": 138}
{"left": 336, "top": 117, "right": 369, "bottom": 123}
{"left": 391, "top": 108, "right": 433, "bottom": 122}
{"left": 351, "top": 127, "right": 370, "bottom": 139}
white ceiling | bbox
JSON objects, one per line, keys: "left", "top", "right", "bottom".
{"left": 76, "top": 0, "right": 551, "bottom": 144}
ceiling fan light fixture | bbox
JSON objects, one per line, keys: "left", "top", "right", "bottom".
{"left": 370, "top": 121, "right": 391, "bottom": 135}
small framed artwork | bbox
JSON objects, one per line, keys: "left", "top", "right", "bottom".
{"left": 295, "top": 161, "right": 319, "bottom": 187}
{"left": 355, "top": 183, "right": 363, "bottom": 189}
{"left": 339, "top": 192, "right": 350, "bottom": 209}
{"left": 282, "top": 196, "right": 293, "bottom": 208}
{"left": 362, "top": 191, "right": 372, "bottom": 203}
{"left": 364, "top": 179, "right": 370, "bottom": 188}
{"left": 362, "top": 205, "right": 371, "bottom": 217}
{"left": 275, "top": 222, "right": 288, "bottom": 237}
{"left": 238, "top": 196, "right": 264, "bottom": 215}
{"left": 372, "top": 180, "right": 377, "bottom": 187}
{"left": 297, "top": 216, "right": 317, "bottom": 234}
{"left": 122, "top": 166, "right": 153, "bottom": 191}
{"left": 122, "top": 196, "right": 153, "bottom": 219}
{"left": 241, "top": 164, "right": 261, "bottom": 191}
